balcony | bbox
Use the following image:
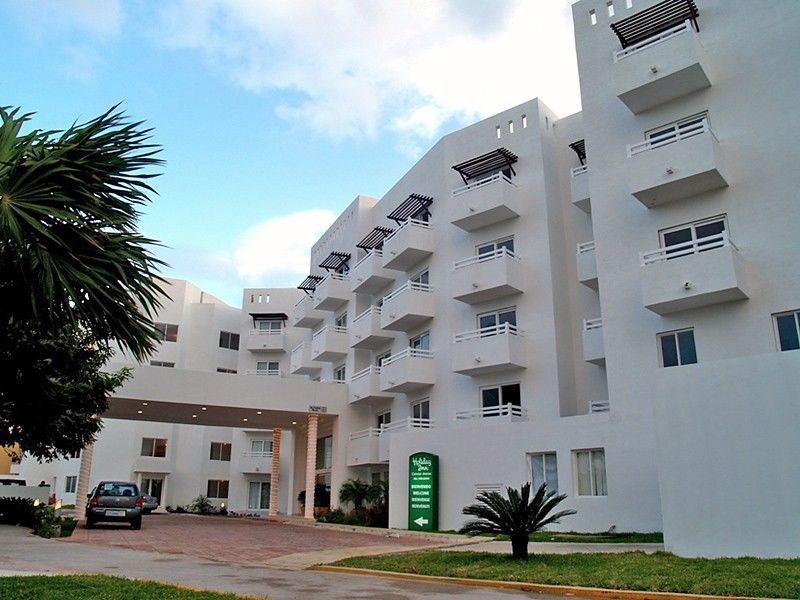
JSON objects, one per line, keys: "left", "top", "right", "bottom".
{"left": 132, "top": 456, "right": 172, "bottom": 474}
{"left": 378, "top": 418, "right": 434, "bottom": 462}
{"left": 245, "top": 329, "right": 286, "bottom": 353}
{"left": 614, "top": 21, "right": 711, "bottom": 114}
{"left": 239, "top": 451, "right": 273, "bottom": 475}
{"left": 290, "top": 342, "right": 322, "bottom": 375}
{"left": 311, "top": 325, "right": 349, "bottom": 362}
{"left": 379, "top": 348, "right": 436, "bottom": 393}
{"left": 455, "top": 404, "right": 528, "bottom": 423}
{"left": 451, "top": 248, "right": 525, "bottom": 305}
{"left": 346, "top": 429, "right": 382, "bottom": 466}
{"left": 450, "top": 173, "right": 521, "bottom": 231}
{"left": 245, "top": 368, "right": 282, "bottom": 377}
{"left": 351, "top": 250, "right": 395, "bottom": 295}
{"left": 582, "top": 318, "right": 605, "bottom": 367}
{"left": 313, "top": 273, "right": 350, "bottom": 311}
{"left": 577, "top": 241, "right": 598, "bottom": 290}
{"left": 381, "top": 281, "right": 435, "bottom": 332}
{"left": 640, "top": 232, "right": 749, "bottom": 315}
{"left": 349, "top": 366, "right": 394, "bottom": 404}
{"left": 570, "top": 165, "right": 591, "bottom": 213}
{"left": 382, "top": 219, "right": 433, "bottom": 271}
{"left": 350, "top": 307, "right": 394, "bottom": 349}
{"left": 452, "top": 323, "right": 526, "bottom": 376}
{"left": 292, "top": 295, "right": 324, "bottom": 329}
{"left": 627, "top": 118, "right": 728, "bottom": 207}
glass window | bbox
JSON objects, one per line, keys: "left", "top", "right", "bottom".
{"left": 256, "top": 361, "right": 279, "bottom": 374}
{"left": 774, "top": 310, "right": 800, "bottom": 351}
{"left": 660, "top": 216, "right": 726, "bottom": 259}
{"left": 530, "top": 453, "right": 558, "bottom": 494}
{"left": 477, "top": 308, "right": 517, "bottom": 332}
{"left": 335, "top": 312, "right": 348, "bottom": 328}
{"left": 658, "top": 329, "right": 697, "bottom": 367}
{"left": 333, "top": 364, "right": 346, "bottom": 382}
{"left": 575, "top": 449, "right": 607, "bottom": 496}
{"left": 250, "top": 439, "right": 272, "bottom": 455}
{"left": 64, "top": 476, "right": 77, "bottom": 494}
{"left": 481, "top": 383, "right": 521, "bottom": 414}
{"left": 207, "top": 480, "right": 229, "bottom": 499}
{"left": 141, "top": 438, "right": 167, "bottom": 457}
{"left": 257, "top": 320, "right": 282, "bottom": 332}
{"left": 477, "top": 237, "right": 514, "bottom": 257}
{"left": 316, "top": 436, "right": 332, "bottom": 470}
{"left": 375, "top": 350, "right": 391, "bottom": 367}
{"left": 411, "top": 270, "right": 429, "bottom": 285}
{"left": 209, "top": 442, "right": 232, "bottom": 461}
{"left": 412, "top": 400, "right": 430, "bottom": 422}
{"left": 410, "top": 332, "right": 430, "bottom": 351}
{"left": 248, "top": 481, "right": 270, "bottom": 509}
{"left": 150, "top": 360, "right": 175, "bottom": 368}
{"left": 219, "top": 331, "right": 240, "bottom": 350}
{"left": 155, "top": 322, "right": 179, "bottom": 343}
{"left": 377, "top": 411, "right": 392, "bottom": 429}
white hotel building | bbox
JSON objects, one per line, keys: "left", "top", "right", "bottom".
{"left": 21, "top": 0, "right": 799, "bottom": 558}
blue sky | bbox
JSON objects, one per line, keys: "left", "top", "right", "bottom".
{"left": 2, "top": 0, "right": 581, "bottom": 306}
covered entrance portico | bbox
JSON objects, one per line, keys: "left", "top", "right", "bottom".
{"left": 74, "top": 365, "right": 351, "bottom": 520}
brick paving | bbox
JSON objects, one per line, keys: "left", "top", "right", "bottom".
{"left": 61, "top": 513, "right": 442, "bottom": 566}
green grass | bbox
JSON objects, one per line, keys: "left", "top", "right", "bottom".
{"left": 332, "top": 551, "right": 800, "bottom": 598}
{"left": 0, "top": 575, "right": 259, "bottom": 600}
{"left": 527, "top": 531, "right": 663, "bottom": 543}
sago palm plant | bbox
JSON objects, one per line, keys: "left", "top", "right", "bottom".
{"left": 338, "top": 479, "right": 373, "bottom": 510}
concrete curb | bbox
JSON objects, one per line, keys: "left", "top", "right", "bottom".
{"left": 312, "top": 565, "right": 772, "bottom": 600}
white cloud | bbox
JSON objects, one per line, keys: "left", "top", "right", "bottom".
{"left": 233, "top": 209, "right": 337, "bottom": 284}
{"left": 9, "top": 0, "right": 122, "bottom": 38}
{"left": 156, "top": 0, "right": 581, "bottom": 149}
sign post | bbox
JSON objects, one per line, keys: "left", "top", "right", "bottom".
{"left": 408, "top": 452, "right": 438, "bottom": 531}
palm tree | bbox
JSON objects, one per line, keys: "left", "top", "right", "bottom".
{"left": 460, "top": 482, "right": 577, "bottom": 560}
{"left": 338, "top": 479, "right": 373, "bottom": 510}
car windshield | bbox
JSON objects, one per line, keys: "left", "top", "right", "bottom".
{"left": 97, "top": 483, "right": 139, "bottom": 497}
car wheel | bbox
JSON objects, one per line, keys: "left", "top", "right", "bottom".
{"left": 85, "top": 518, "right": 95, "bottom": 529}
{"left": 130, "top": 517, "right": 142, "bottom": 530}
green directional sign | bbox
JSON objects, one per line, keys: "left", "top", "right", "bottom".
{"left": 408, "top": 452, "right": 438, "bottom": 532}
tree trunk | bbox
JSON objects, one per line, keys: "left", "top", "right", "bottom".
{"left": 510, "top": 533, "right": 529, "bottom": 560}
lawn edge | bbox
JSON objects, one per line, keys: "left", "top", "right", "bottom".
{"left": 311, "top": 565, "right": 775, "bottom": 600}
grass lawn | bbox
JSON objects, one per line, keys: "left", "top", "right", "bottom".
{"left": 332, "top": 551, "right": 800, "bottom": 598}
{"left": 0, "top": 575, "right": 259, "bottom": 600}
{"left": 527, "top": 531, "right": 663, "bottom": 543}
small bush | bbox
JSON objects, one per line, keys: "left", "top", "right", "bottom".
{"left": 0, "top": 497, "right": 36, "bottom": 528}
{"left": 189, "top": 495, "right": 214, "bottom": 515}
{"left": 59, "top": 517, "right": 78, "bottom": 537}
{"left": 34, "top": 505, "right": 60, "bottom": 538}
{"left": 175, "top": 505, "right": 187, "bottom": 513}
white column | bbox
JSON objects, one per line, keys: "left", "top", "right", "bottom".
{"left": 269, "top": 427, "right": 281, "bottom": 517}
{"left": 74, "top": 442, "right": 95, "bottom": 519}
{"left": 304, "top": 414, "right": 319, "bottom": 519}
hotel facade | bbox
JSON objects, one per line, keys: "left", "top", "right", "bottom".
{"left": 21, "top": 0, "right": 800, "bottom": 558}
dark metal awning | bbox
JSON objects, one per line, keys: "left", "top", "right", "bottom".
{"left": 451, "top": 148, "right": 518, "bottom": 184}
{"left": 386, "top": 193, "right": 433, "bottom": 225}
{"left": 356, "top": 226, "right": 395, "bottom": 250}
{"left": 318, "top": 251, "right": 351, "bottom": 272}
{"left": 569, "top": 140, "right": 586, "bottom": 165}
{"left": 249, "top": 312, "right": 288, "bottom": 321}
{"left": 297, "top": 275, "right": 322, "bottom": 294}
{"left": 610, "top": 0, "right": 699, "bottom": 49}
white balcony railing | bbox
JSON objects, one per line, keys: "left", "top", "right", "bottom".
{"left": 453, "top": 246, "right": 519, "bottom": 270}
{"left": 319, "top": 271, "right": 350, "bottom": 284}
{"left": 242, "top": 451, "right": 273, "bottom": 459}
{"left": 382, "top": 280, "right": 433, "bottom": 304}
{"left": 353, "top": 249, "right": 383, "bottom": 270}
{"left": 349, "top": 428, "right": 380, "bottom": 441}
{"left": 583, "top": 318, "right": 603, "bottom": 332}
{"left": 245, "top": 369, "right": 281, "bottom": 376}
{"left": 590, "top": 400, "right": 611, "bottom": 413}
{"left": 249, "top": 329, "right": 283, "bottom": 336}
{"left": 640, "top": 231, "right": 732, "bottom": 266}
{"left": 628, "top": 116, "right": 714, "bottom": 157}
{"left": 570, "top": 165, "right": 588, "bottom": 177}
{"left": 382, "top": 347, "right": 434, "bottom": 367}
{"left": 577, "top": 241, "right": 596, "bottom": 255}
{"left": 353, "top": 306, "right": 381, "bottom": 324}
{"left": 351, "top": 365, "right": 380, "bottom": 382}
{"left": 381, "top": 417, "right": 434, "bottom": 432}
{"left": 614, "top": 20, "right": 691, "bottom": 62}
{"left": 455, "top": 404, "right": 528, "bottom": 420}
{"left": 451, "top": 172, "right": 517, "bottom": 198}
{"left": 383, "top": 217, "right": 430, "bottom": 244}
{"left": 312, "top": 324, "right": 348, "bottom": 339}
{"left": 453, "top": 322, "right": 520, "bottom": 343}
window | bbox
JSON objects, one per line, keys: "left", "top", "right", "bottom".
{"left": 574, "top": 449, "right": 607, "bottom": 496}
{"left": 412, "top": 399, "right": 430, "bottom": 424}
{"left": 316, "top": 436, "right": 333, "bottom": 470}
{"left": 256, "top": 361, "right": 279, "bottom": 375}
{"left": 478, "top": 308, "right": 517, "bottom": 332}
{"left": 530, "top": 453, "right": 558, "bottom": 494}
{"left": 64, "top": 476, "right": 77, "bottom": 494}
{"left": 496, "top": 125, "right": 501, "bottom": 139}
{"left": 410, "top": 205, "right": 430, "bottom": 223}
{"left": 335, "top": 312, "right": 348, "bottom": 328}
{"left": 410, "top": 331, "right": 430, "bottom": 351}
{"left": 478, "top": 237, "right": 514, "bottom": 257}
{"left": 217, "top": 367, "right": 237, "bottom": 374}
{"left": 375, "top": 350, "right": 392, "bottom": 367}
{"left": 209, "top": 442, "right": 232, "bottom": 461}
{"left": 207, "top": 479, "right": 229, "bottom": 499}
{"left": 508, "top": 120, "right": 514, "bottom": 134}
{"left": 250, "top": 439, "right": 272, "bottom": 456}
{"left": 589, "top": 8, "right": 597, "bottom": 25}
{"left": 607, "top": 1, "right": 614, "bottom": 17}
{"left": 256, "top": 319, "right": 282, "bottom": 332}
{"left": 481, "top": 383, "right": 521, "bottom": 412}
{"left": 625, "top": 0, "right": 633, "bottom": 8}
{"left": 522, "top": 114, "right": 527, "bottom": 129}
{"left": 774, "top": 310, "right": 800, "bottom": 351}
{"left": 645, "top": 112, "right": 708, "bottom": 147}
{"left": 410, "top": 269, "right": 429, "bottom": 286}
{"left": 660, "top": 216, "right": 727, "bottom": 259}
{"left": 658, "top": 329, "right": 697, "bottom": 367}
{"left": 141, "top": 438, "right": 167, "bottom": 458}
{"left": 219, "top": 331, "right": 240, "bottom": 350}
{"left": 150, "top": 360, "right": 175, "bottom": 368}
{"left": 154, "top": 322, "right": 179, "bottom": 342}
{"left": 377, "top": 411, "right": 391, "bottom": 429}
{"left": 248, "top": 481, "right": 270, "bottom": 509}
{"left": 333, "top": 364, "right": 346, "bottom": 382}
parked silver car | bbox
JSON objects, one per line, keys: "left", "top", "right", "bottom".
{"left": 141, "top": 494, "right": 158, "bottom": 514}
{"left": 85, "top": 481, "right": 143, "bottom": 529}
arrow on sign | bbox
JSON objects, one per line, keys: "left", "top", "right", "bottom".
{"left": 414, "top": 517, "right": 429, "bottom": 527}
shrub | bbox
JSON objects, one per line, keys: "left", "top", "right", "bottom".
{"left": 59, "top": 517, "right": 78, "bottom": 538}
{"left": 0, "top": 497, "right": 36, "bottom": 528}
{"left": 33, "top": 505, "right": 60, "bottom": 538}
{"left": 297, "top": 484, "right": 331, "bottom": 508}
{"left": 189, "top": 495, "right": 214, "bottom": 515}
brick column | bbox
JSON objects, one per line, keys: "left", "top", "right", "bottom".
{"left": 269, "top": 427, "right": 281, "bottom": 516}
{"left": 74, "top": 442, "right": 95, "bottom": 519}
{"left": 304, "top": 414, "right": 319, "bottom": 519}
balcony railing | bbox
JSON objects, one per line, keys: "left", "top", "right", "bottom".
{"left": 245, "top": 369, "right": 281, "bottom": 376}
{"left": 614, "top": 20, "right": 691, "bottom": 62}
{"left": 382, "top": 347, "right": 434, "bottom": 366}
{"left": 383, "top": 217, "right": 430, "bottom": 243}
{"left": 353, "top": 306, "right": 380, "bottom": 324}
{"left": 451, "top": 172, "right": 516, "bottom": 198}
{"left": 455, "top": 404, "right": 528, "bottom": 420}
{"left": 454, "top": 322, "right": 520, "bottom": 343}
{"left": 380, "top": 417, "right": 434, "bottom": 432}
{"left": 351, "top": 365, "right": 380, "bottom": 381}
{"left": 640, "top": 231, "right": 732, "bottom": 265}
{"left": 453, "top": 246, "right": 519, "bottom": 270}
{"left": 353, "top": 249, "right": 383, "bottom": 270}
{"left": 320, "top": 272, "right": 350, "bottom": 284}
{"left": 349, "top": 428, "right": 380, "bottom": 441}
{"left": 583, "top": 318, "right": 603, "bottom": 331}
{"left": 577, "top": 241, "right": 596, "bottom": 255}
{"left": 570, "top": 165, "right": 588, "bottom": 177}
{"left": 242, "top": 450, "right": 273, "bottom": 459}
{"left": 628, "top": 116, "right": 713, "bottom": 157}
{"left": 382, "top": 280, "right": 433, "bottom": 304}
{"left": 312, "top": 324, "right": 348, "bottom": 339}
{"left": 249, "top": 329, "right": 282, "bottom": 336}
